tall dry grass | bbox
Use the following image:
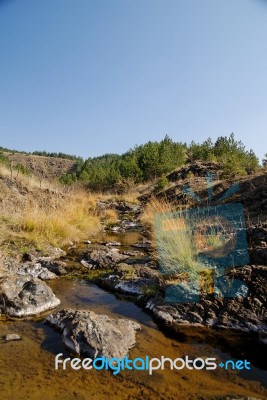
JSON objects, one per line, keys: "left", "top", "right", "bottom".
{"left": 16, "top": 191, "right": 100, "bottom": 247}
{"left": 0, "top": 166, "right": 101, "bottom": 253}
{"left": 141, "top": 197, "right": 216, "bottom": 289}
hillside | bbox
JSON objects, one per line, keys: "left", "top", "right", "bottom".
{"left": 144, "top": 161, "right": 267, "bottom": 224}
{"left": 4, "top": 152, "right": 77, "bottom": 180}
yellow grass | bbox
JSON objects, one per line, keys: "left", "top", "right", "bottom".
{"left": 100, "top": 209, "right": 119, "bottom": 224}
{"left": 0, "top": 168, "right": 102, "bottom": 253}
{"left": 95, "top": 191, "right": 140, "bottom": 204}
{"left": 141, "top": 197, "right": 216, "bottom": 293}
{"left": 16, "top": 191, "right": 101, "bottom": 247}
{"left": 140, "top": 196, "right": 176, "bottom": 227}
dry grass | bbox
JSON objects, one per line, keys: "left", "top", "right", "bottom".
{"left": 100, "top": 208, "right": 119, "bottom": 224}
{"left": 95, "top": 190, "right": 140, "bottom": 204}
{"left": 0, "top": 168, "right": 101, "bottom": 253}
{"left": 140, "top": 197, "right": 177, "bottom": 228}
{"left": 16, "top": 192, "right": 100, "bottom": 247}
{"left": 141, "top": 197, "right": 222, "bottom": 293}
{"left": 0, "top": 164, "right": 61, "bottom": 192}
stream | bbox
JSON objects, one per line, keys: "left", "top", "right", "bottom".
{"left": 0, "top": 230, "right": 266, "bottom": 400}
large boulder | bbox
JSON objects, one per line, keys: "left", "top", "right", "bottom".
{"left": 46, "top": 309, "right": 140, "bottom": 359}
{"left": 0, "top": 275, "right": 60, "bottom": 317}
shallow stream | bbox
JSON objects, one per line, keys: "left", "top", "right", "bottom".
{"left": 0, "top": 231, "right": 266, "bottom": 400}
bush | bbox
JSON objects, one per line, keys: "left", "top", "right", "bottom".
{"left": 155, "top": 176, "right": 169, "bottom": 192}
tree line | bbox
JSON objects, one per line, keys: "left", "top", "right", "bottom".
{"left": 0, "top": 146, "right": 82, "bottom": 162}
{"left": 31, "top": 150, "right": 83, "bottom": 161}
{"left": 59, "top": 134, "right": 261, "bottom": 189}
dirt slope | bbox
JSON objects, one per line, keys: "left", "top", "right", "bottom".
{"left": 5, "top": 152, "right": 77, "bottom": 180}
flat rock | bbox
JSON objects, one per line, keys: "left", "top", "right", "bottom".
{"left": 46, "top": 309, "right": 140, "bottom": 359}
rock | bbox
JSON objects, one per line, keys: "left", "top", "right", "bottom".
{"left": 166, "top": 161, "right": 223, "bottom": 182}
{"left": 22, "top": 253, "right": 36, "bottom": 262}
{"left": 81, "top": 248, "right": 129, "bottom": 269}
{"left": 110, "top": 226, "right": 120, "bottom": 232}
{"left": 132, "top": 241, "right": 151, "bottom": 249}
{"left": 84, "top": 240, "right": 91, "bottom": 244}
{"left": 148, "top": 265, "right": 267, "bottom": 336}
{"left": 96, "top": 200, "right": 141, "bottom": 214}
{"left": 5, "top": 334, "right": 21, "bottom": 341}
{"left": 97, "top": 263, "right": 161, "bottom": 296}
{"left": 121, "top": 221, "right": 142, "bottom": 230}
{"left": 100, "top": 241, "right": 121, "bottom": 247}
{"left": 165, "top": 282, "right": 200, "bottom": 303}
{"left": 115, "top": 278, "right": 155, "bottom": 296}
{"left": 0, "top": 275, "right": 60, "bottom": 317}
{"left": 145, "top": 299, "right": 155, "bottom": 311}
{"left": 120, "top": 250, "right": 144, "bottom": 257}
{"left": 156, "top": 310, "right": 174, "bottom": 324}
{"left": 38, "top": 260, "right": 67, "bottom": 276}
{"left": 42, "top": 246, "right": 66, "bottom": 259}
{"left": 80, "top": 260, "right": 93, "bottom": 269}
{"left": 18, "top": 263, "right": 58, "bottom": 280}
{"left": 46, "top": 309, "right": 140, "bottom": 359}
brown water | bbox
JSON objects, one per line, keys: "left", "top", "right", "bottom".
{"left": 0, "top": 232, "right": 267, "bottom": 400}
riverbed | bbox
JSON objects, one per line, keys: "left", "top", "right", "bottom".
{"left": 0, "top": 231, "right": 266, "bottom": 400}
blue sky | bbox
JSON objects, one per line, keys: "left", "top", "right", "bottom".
{"left": 0, "top": 0, "right": 266, "bottom": 160}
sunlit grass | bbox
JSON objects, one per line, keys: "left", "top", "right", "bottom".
{"left": 0, "top": 171, "right": 102, "bottom": 253}
{"left": 140, "top": 197, "right": 229, "bottom": 294}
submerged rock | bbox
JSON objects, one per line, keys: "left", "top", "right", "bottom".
{"left": 5, "top": 334, "right": 21, "bottom": 341}
{"left": 0, "top": 275, "right": 60, "bottom": 317}
{"left": 100, "top": 241, "right": 121, "bottom": 247}
{"left": 46, "top": 308, "right": 140, "bottom": 359}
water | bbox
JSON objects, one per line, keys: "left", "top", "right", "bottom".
{"left": 0, "top": 232, "right": 266, "bottom": 400}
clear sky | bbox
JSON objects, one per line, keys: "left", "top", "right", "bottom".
{"left": 0, "top": 0, "right": 266, "bottom": 160}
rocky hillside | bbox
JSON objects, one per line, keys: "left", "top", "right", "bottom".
{"left": 147, "top": 161, "right": 267, "bottom": 224}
